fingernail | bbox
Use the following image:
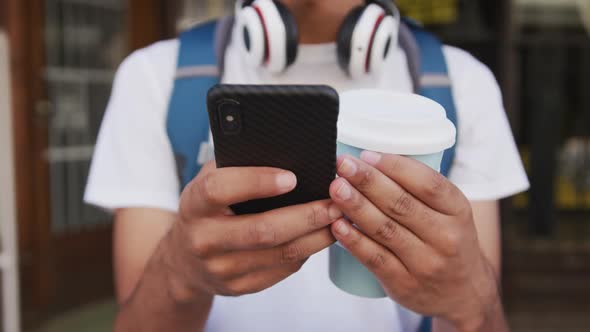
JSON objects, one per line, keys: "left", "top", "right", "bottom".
{"left": 334, "top": 220, "right": 350, "bottom": 236}
{"left": 276, "top": 172, "right": 296, "bottom": 191}
{"left": 338, "top": 158, "right": 358, "bottom": 177}
{"left": 336, "top": 181, "right": 352, "bottom": 200}
{"left": 361, "top": 151, "right": 382, "bottom": 165}
{"left": 328, "top": 204, "right": 343, "bottom": 220}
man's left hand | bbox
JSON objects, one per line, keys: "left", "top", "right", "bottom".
{"left": 329, "top": 152, "right": 502, "bottom": 332}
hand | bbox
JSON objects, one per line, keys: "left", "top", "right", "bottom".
{"left": 329, "top": 152, "right": 501, "bottom": 332}
{"left": 164, "top": 162, "right": 341, "bottom": 302}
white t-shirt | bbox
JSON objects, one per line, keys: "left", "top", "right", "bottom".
{"left": 85, "top": 29, "right": 529, "bottom": 332}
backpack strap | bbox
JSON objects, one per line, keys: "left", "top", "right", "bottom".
{"left": 418, "top": 317, "right": 432, "bottom": 332}
{"left": 400, "top": 19, "right": 458, "bottom": 177}
{"left": 398, "top": 22, "right": 421, "bottom": 93}
{"left": 167, "top": 19, "right": 231, "bottom": 190}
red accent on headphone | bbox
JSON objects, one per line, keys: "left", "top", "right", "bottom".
{"left": 365, "top": 13, "right": 386, "bottom": 73}
{"left": 253, "top": 5, "right": 270, "bottom": 64}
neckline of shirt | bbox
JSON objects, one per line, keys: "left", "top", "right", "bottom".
{"left": 295, "top": 43, "right": 338, "bottom": 65}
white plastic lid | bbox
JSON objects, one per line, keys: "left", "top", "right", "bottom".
{"left": 338, "top": 90, "right": 457, "bottom": 155}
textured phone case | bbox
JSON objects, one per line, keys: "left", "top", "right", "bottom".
{"left": 207, "top": 84, "right": 339, "bottom": 215}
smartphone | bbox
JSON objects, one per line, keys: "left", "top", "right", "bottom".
{"left": 207, "top": 84, "right": 339, "bottom": 215}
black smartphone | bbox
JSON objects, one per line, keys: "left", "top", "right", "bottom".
{"left": 207, "top": 84, "right": 339, "bottom": 215}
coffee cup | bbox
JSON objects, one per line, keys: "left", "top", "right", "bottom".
{"left": 330, "top": 89, "right": 457, "bottom": 298}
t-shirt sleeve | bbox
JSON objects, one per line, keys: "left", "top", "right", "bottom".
{"left": 445, "top": 46, "right": 530, "bottom": 201}
{"left": 84, "top": 49, "right": 180, "bottom": 212}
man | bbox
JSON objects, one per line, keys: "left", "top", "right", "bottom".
{"left": 85, "top": 0, "right": 529, "bottom": 331}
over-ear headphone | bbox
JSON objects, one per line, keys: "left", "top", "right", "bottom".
{"left": 237, "top": 0, "right": 400, "bottom": 78}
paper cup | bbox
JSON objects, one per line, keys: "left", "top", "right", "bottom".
{"left": 330, "top": 89, "right": 457, "bottom": 298}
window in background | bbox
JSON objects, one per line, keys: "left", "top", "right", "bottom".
{"left": 397, "top": 0, "right": 459, "bottom": 25}
{"left": 512, "top": 0, "right": 590, "bottom": 231}
{"left": 44, "top": 0, "right": 127, "bottom": 233}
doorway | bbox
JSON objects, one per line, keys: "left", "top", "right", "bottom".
{"left": 4, "top": 0, "right": 171, "bottom": 328}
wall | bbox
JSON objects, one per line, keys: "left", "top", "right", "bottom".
{"left": 0, "top": 0, "right": 5, "bottom": 29}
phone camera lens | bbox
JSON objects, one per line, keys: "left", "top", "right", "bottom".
{"left": 218, "top": 101, "right": 242, "bottom": 135}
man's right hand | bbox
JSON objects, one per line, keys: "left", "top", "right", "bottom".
{"left": 163, "top": 161, "right": 341, "bottom": 302}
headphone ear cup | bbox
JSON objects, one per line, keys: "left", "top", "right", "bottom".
{"left": 336, "top": 6, "right": 365, "bottom": 76}
{"left": 273, "top": 1, "right": 298, "bottom": 68}
{"left": 238, "top": 0, "right": 297, "bottom": 73}
{"left": 369, "top": 15, "right": 398, "bottom": 75}
{"left": 338, "top": 3, "right": 393, "bottom": 79}
{"left": 238, "top": 5, "right": 267, "bottom": 67}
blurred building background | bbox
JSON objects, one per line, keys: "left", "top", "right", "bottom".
{"left": 0, "top": 0, "right": 589, "bottom": 331}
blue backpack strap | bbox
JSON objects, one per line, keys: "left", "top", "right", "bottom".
{"left": 167, "top": 21, "right": 222, "bottom": 190}
{"left": 403, "top": 19, "right": 458, "bottom": 178}
{"left": 418, "top": 317, "right": 432, "bottom": 332}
